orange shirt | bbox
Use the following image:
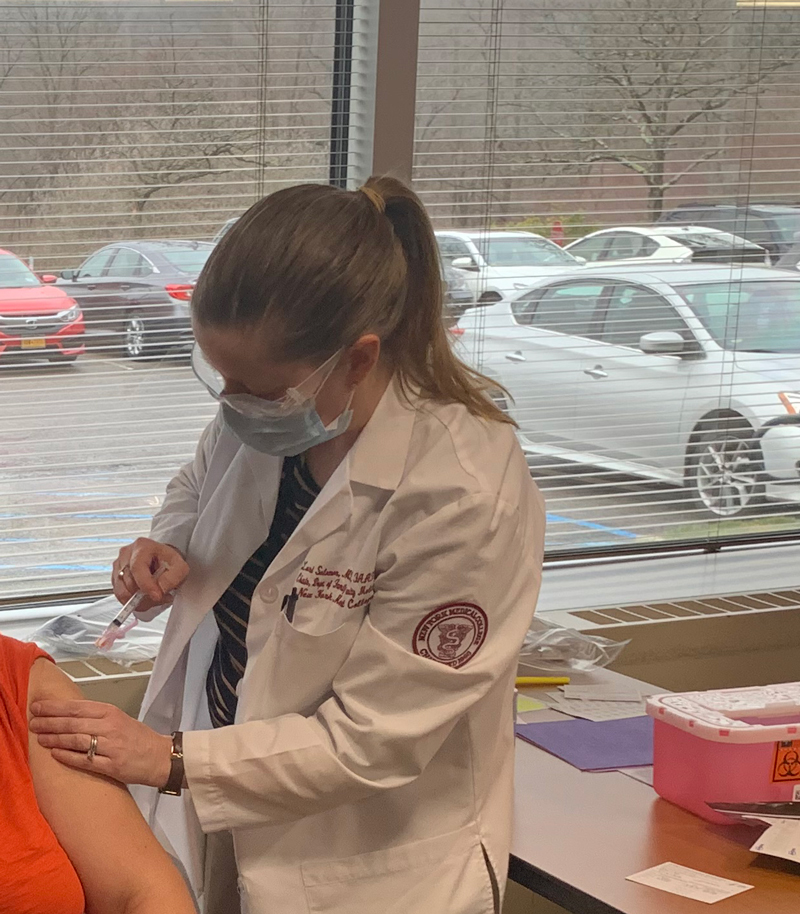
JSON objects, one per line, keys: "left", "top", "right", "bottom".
{"left": 0, "top": 635, "right": 85, "bottom": 914}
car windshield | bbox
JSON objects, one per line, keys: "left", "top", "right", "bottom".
{"left": 216, "top": 219, "right": 237, "bottom": 240}
{"left": 0, "top": 254, "right": 41, "bottom": 289}
{"left": 476, "top": 236, "right": 577, "bottom": 267}
{"left": 159, "top": 247, "right": 212, "bottom": 274}
{"left": 768, "top": 213, "right": 800, "bottom": 245}
{"left": 677, "top": 280, "right": 800, "bottom": 353}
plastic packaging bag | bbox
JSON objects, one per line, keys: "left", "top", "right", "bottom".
{"left": 27, "top": 594, "right": 169, "bottom": 666}
{"left": 518, "top": 615, "right": 629, "bottom": 673}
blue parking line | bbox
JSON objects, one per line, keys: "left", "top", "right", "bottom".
{"left": 0, "top": 563, "right": 111, "bottom": 572}
{"left": 546, "top": 512, "right": 637, "bottom": 539}
{"left": 0, "top": 536, "right": 130, "bottom": 544}
{"left": 72, "top": 513, "right": 153, "bottom": 520}
{"left": 0, "top": 510, "right": 152, "bottom": 520}
{"left": 37, "top": 492, "right": 144, "bottom": 499}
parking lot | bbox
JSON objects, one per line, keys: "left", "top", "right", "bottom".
{"left": 1, "top": 350, "right": 798, "bottom": 601}
{"left": 0, "top": 350, "right": 216, "bottom": 599}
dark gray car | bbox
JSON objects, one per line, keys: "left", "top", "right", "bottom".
{"left": 58, "top": 240, "right": 213, "bottom": 358}
{"left": 658, "top": 203, "right": 800, "bottom": 261}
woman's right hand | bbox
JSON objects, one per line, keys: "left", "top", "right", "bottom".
{"left": 111, "top": 539, "right": 189, "bottom": 609}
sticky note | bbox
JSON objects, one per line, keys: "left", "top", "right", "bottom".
{"left": 626, "top": 863, "right": 753, "bottom": 903}
{"left": 516, "top": 695, "right": 546, "bottom": 713}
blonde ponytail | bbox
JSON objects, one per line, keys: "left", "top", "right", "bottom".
{"left": 362, "top": 176, "right": 515, "bottom": 426}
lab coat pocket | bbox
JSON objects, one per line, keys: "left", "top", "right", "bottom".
{"left": 250, "top": 609, "right": 361, "bottom": 719}
{"left": 300, "top": 825, "right": 495, "bottom": 914}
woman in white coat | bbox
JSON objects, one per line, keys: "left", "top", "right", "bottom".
{"left": 31, "top": 176, "right": 545, "bottom": 914}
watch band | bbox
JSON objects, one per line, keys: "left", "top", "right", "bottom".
{"left": 159, "top": 730, "right": 185, "bottom": 796}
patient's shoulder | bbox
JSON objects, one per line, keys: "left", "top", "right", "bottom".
{"left": 28, "top": 654, "right": 83, "bottom": 704}
{"left": 0, "top": 634, "right": 53, "bottom": 707}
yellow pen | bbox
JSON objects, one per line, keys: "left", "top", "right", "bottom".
{"left": 515, "top": 676, "right": 570, "bottom": 687}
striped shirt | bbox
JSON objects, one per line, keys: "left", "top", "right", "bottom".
{"left": 206, "top": 453, "right": 321, "bottom": 728}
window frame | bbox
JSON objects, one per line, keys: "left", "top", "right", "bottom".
{"left": 514, "top": 280, "right": 611, "bottom": 339}
{"left": 566, "top": 233, "right": 612, "bottom": 262}
{"left": 107, "top": 247, "right": 154, "bottom": 279}
{"left": 76, "top": 249, "right": 117, "bottom": 280}
{"left": 436, "top": 235, "right": 474, "bottom": 264}
{"left": 603, "top": 231, "right": 656, "bottom": 261}
{"left": 594, "top": 281, "right": 695, "bottom": 351}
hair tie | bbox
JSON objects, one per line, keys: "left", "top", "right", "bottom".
{"left": 359, "top": 185, "right": 386, "bottom": 214}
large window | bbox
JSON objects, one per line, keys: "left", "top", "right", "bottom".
{"left": 0, "top": 0, "right": 337, "bottom": 600}
{"left": 4, "top": 0, "right": 800, "bottom": 605}
{"left": 416, "top": 0, "right": 800, "bottom": 555}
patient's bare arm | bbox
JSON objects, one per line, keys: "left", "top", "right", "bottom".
{"left": 27, "top": 659, "right": 197, "bottom": 914}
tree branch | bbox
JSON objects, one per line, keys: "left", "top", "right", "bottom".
{"left": 663, "top": 148, "right": 721, "bottom": 190}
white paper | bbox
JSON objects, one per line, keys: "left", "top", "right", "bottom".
{"left": 544, "top": 692, "right": 647, "bottom": 721}
{"left": 794, "top": 784, "right": 800, "bottom": 802}
{"left": 751, "top": 819, "right": 800, "bottom": 864}
{"left": 626, "top": 863, "right": 754, "bottom": 904}
{"left": 618, "top": 765, "right": 654, "bottom": 786}
{"left": 561, "top": 685, "right": 642, "bottom": 702}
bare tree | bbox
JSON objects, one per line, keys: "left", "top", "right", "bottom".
{"left": 529, "top": 0, "right": 800, "bottom": 217}
{"left": 112, "top": 22, "right": 241, "bottom": 221}
{"left": 0, "top": 0, "right": 337, "bottom": 263}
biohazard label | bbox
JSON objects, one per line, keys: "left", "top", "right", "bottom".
{"left": 772, "top": 740, "right": 800, "bottom": 783}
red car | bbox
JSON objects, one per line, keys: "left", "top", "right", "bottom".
{"left": 0, "top": 250, "right": 84, "bottom": 362}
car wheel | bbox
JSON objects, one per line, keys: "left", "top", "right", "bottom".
{"left": 686, "top": 420, "right": 764, "bottom": 518}
{"left": 123, "top": 315, "right": 147, "bottom": 359}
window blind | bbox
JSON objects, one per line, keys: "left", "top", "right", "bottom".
{"left": 416, "top": 0, "right": 800, "bottom": 556}
{"left": 0, "top": 0, "right": 337, "bottom": 601}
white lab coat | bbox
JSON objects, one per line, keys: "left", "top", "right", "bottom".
{"left": 132, "top": 379, "right": 545, "bottom": 914}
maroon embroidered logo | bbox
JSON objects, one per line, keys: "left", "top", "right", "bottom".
{"left": 412, "top": 602, "right": 488, "bottom": 669}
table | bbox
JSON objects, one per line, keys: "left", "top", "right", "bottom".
{"left": 510, "top": 671, "right": 799, "bottom": 913}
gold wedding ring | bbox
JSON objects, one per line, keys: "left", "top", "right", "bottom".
{"left": 87, "top": 734, "right": 98, "bottom": 762}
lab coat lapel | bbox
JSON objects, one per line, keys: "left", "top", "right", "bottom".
{"left": 259, "top": 380, "right": 417, "bottom": 583}
{"left": 260, "top": 456, "right": 352, "bottom": 586}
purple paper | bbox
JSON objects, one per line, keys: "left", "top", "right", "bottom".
{"left": 515, "top": 715, "right": 654, "bottom": 771}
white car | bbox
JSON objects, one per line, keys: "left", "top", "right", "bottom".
{"left": 565, "top": 225, "right": 769, "bottom": 268}
{"left": 435, "top": 230, "right": 583, "bottom": 304}
{"left": 456, "top": 264, "right": 800, "bottom": 518}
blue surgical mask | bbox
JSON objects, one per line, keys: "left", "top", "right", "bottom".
{"left": 221, "top": 394, "right": 354, "bottom": 456}
{"left": 192, "top": 345, "right": 354, "bottom": 457}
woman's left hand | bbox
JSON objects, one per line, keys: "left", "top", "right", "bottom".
{"left": 29, "top": 699, "right": 172, "bottom": 788}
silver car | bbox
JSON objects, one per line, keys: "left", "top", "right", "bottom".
{"left": 457, "top": 265, "right": 800, "bottom": 517}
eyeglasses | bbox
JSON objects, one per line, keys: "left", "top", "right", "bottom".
{"left": 190, "top": 343, "right": 226, "bottom": 400}
{"left": 190, "top": 342, "right": 343, "bottom": 414}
